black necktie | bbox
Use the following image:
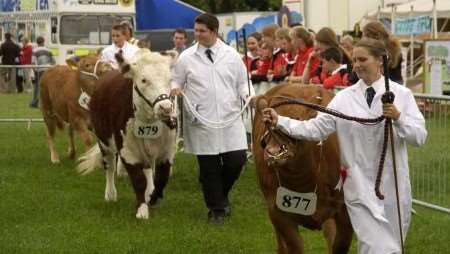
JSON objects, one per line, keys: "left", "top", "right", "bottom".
{"left": 205, "top": 49, "right": 214, "bottom": 63}
{"left": 365, "top": 87, "right": 376, "bottom": 108}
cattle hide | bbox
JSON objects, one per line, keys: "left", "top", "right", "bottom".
{"left": 253, "top": 84, "right": 353, "bottom": 254}
{"left": 77, "top": 49, "right": 177, "bottom": 220}
{"left": 39, "top": 55, "right": 111, "bottom": 163}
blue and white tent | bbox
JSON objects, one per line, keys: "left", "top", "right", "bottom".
{"left": 136, "top": 0, "right": 204, "bottom": 30}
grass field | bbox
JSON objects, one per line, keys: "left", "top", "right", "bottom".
{"left": 1, "top": 93, "right": 449, "bottom": 254}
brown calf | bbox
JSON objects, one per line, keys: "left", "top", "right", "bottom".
{"left": 39, "top": 55, "right": 111, "bottom": 163}
{"left": 253, "top": 84, "right": 353, "bottom": 254}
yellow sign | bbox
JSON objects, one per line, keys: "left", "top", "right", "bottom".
{"left": 74, "top": 48, "right": 97, "bottom": 56}
{"left": 49, "top": 48, "right": 59, "bottom": 57}
{"left": 119, "top": 0, "right": 133, "bottom": 7}
{"left": 21, "top": 0, "right": 37, "bottom": 11}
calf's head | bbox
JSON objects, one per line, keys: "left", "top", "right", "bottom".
{"left": 116, "top": 49, "right": 175, "bottom": 120}
{"left": 67, "top": 54, "right": 112, "bottom": 78}
{"left": 66, "top": 55, "right": 112, "bottom": 94}
{"left": 256, "top": 87, "right": 333, "bottom": 168}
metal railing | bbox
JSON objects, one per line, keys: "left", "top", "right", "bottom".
{"left": 410, "top": 93, "right": 450, "bottom": 214}
{"left": 1, "top": 80, "right": 449, "bottom": 214}
{"left": 0, "top": 64, "right": 53, "bottom": 125}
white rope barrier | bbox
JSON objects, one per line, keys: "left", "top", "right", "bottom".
{"left": 180, "top": 91, "right": 252, "bottom": 129}
{"left": 0, "top": 64, "right": 54, "bottom": 69}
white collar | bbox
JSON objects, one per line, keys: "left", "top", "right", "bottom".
{"left": 331, "top": 64, "right": 347, "bottom": 75}
{"left": 197, "top": 39, "right": 221, "bottom": 56}
{"left": 360, "top": 76, "right": 384, "bottom": 95}
{"left": 113, "top": 41, "right": 129, "bottom": 51}
{"left": 247, "top": 51, "right": 258, "bottom": 60}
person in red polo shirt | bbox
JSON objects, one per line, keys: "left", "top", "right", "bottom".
{"left": 319, "top": 47, "right": 350, "bottom": 89}
{"left": 287, "top": 26, "right": 319, "bottom": 83}
{"left": 251, "top": 41, "right": 273, "bottom": 84}
{"left": 242, "top": 32, "right": 261, "bottom": 73}
{"left": 20, "top": 37, "right": 33, "bottom": 92}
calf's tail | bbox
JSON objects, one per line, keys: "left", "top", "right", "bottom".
{"left": 39, "top": 78, "right": 64, "bottom": 130}
{"left": 77, "top": 144, "right": 103, "bottom": 175}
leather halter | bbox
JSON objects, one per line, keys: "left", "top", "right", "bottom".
{"left": 133, "top": 85, "right": 177, "bottom": 130}
{"left": 260, "top": 125, "right": 292, "bottom": 166}
{"left": 133, "top": 85, "right": 171, "bottom": 108}
{"left": 79, "top": 59, "right": 105, "bottom": 80}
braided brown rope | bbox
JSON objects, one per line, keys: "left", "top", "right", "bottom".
{"left": 271, "top": 95, "right": 385, "bottom": 124}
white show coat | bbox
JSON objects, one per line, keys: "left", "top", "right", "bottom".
{"left": 101, "top": 41, "right": 139, "bottom": 69}
{"left": 276, "top": 77, "right": 427, "bottom": 254}
{"left": 171, "top": 40, "right": 254, "bottom": 155}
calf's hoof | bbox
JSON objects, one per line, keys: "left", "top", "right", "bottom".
{"left": 50, "top": 155, "right": 60, "bottom": 164}
{"left": 104, "top": 187, "right": 117, "bottom": 202}
{"left": 136, "top": 203, "right": 149, "bottom": 219}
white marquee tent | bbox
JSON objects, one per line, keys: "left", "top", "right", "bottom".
{"left": 367, "top": 0, "right": 450, "bottom": 18}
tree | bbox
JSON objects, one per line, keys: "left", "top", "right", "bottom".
{"left": 182, "top": 0, "right": 281, "bottom": 13}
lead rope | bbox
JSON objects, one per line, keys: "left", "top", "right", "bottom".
{"left": 379, "top": 55, "right": 404, "bottom": 254}
{"left": 180, "top": 91, "right": 251, "bottom": 129}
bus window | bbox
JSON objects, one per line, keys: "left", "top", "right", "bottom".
{"left": 51, "top": 17, "right": 58, "bottom": 44}
{"left": 17, "top": 23, "right": 26, "bottom": 41}
{"left": 99, "top": 15, "right": 133, "bottom": 44}
{"left": 60, "top": 15, "right": 133, "bottom": 45}
{"left": 61, "top": 15, "right": 99, "bottom": 45}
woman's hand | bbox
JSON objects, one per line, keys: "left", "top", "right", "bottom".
{"left": 262, "top": 108, "right": 278, "bottom": 127}
{"left": 383, "top": 103, "right": 401, "bottom": 120}
{"left": 170, "top": 88, "right": 182, "bottom": 97}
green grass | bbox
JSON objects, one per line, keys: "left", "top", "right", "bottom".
{"left": 1, "top": 93, "right": 449, "bottom": 253}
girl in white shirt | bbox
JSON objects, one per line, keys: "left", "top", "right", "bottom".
{"left": 101, "top": 24, "right": 139, "bottom": 69}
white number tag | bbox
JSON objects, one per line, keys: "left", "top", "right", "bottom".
{"left": 134, "top": 120, "right": 163, "bottom": 139}
{"left": 276, "top": 186, "right": 317, "bottom": 216}
{"left": 78, "top": 92, "right": 91, "bottom": 110}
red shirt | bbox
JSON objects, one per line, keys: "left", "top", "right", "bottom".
{"left": 255, "top": 58, "right": 272, "bottom": 75}
{"left": 310, "top": 67, "right": 328, "bottom": 85}
{"left": 20, "top": 44, "right": 33, "bottom": 65}
{"left": 292, "top": 46, "right": 320, "bottom": 77}
{"left": 322, "top": 67, "right": 350, "bottom": 89}
{"left": 271, "top": 49, "right": 287, "bottom": 76}
{"left": 242, "top": 52, "right": 258, "bottom": 72}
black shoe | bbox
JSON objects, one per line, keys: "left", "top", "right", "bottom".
{"left": 224, "top": 206, "right": 231, "bottom": 217}
{"left": 207, "top": 211, "right": 225, "bottom": 225}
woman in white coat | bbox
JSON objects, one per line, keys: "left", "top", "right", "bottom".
{"left": 262, "top": 38, "right": 427, "bottom": 254}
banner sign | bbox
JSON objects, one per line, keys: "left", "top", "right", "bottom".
{"left": 395, "top": 16, "right": 431, "bottom": 35}
{"left": 424, "top": 40, "right": 450, "bottom": 95}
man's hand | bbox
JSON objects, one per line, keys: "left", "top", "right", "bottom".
{"left": 383, "top": 103, "right": 401, "bottom": 120}
{"left": 170, "top": 88, "right": 182, "bottom": 97}
{"left": 262, "top": 108, "right": 278, "bottom": 127}
{"left": 246, "top": 96, "right": 256, "bottom": 108}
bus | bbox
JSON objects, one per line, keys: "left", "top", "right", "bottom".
{"left": 0, "top": 0, "right": 135, "bottom": 64}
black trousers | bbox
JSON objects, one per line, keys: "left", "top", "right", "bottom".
{"left": 196, "top": 149, "right": 247, "bottom": 213}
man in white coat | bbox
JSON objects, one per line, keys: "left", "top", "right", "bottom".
{"left": 171, "top": 13, "right": 254, "bottom": 225}
{"left": 262, "top": 38, "right": 427, "bottom": 253}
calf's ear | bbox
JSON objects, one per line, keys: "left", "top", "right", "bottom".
{"left": 66, "top": 56, "right": 81, "bottom": 70}
{"left": 161, "top": 50, "right": 178, "bottom": 65}
{"left": 115, "top": 52, "right": 134, "bottom": 78}
{"left": 319, "top": 87, "right": 335, "bottom": 107}
{"left": 256, "top": 96, "right": 268, "bottom": 113}
{"left": 115, "top": 52, "right": 125, "bottom": 65}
